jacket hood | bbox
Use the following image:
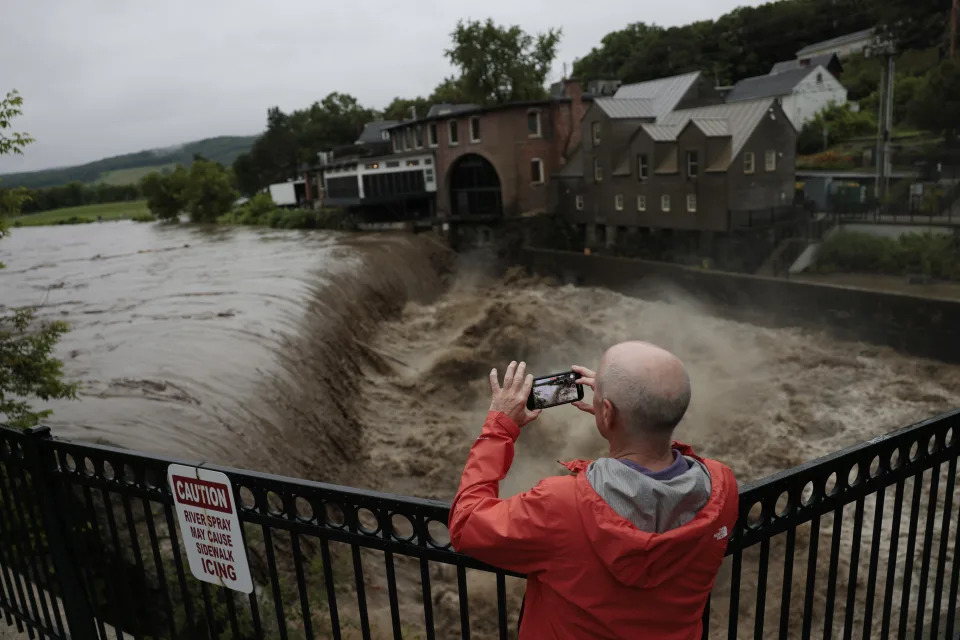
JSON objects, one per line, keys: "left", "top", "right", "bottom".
{"left": 563, "top": 442, "right": 734, "bottom": 589}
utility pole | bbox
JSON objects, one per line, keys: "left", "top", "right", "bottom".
{"left": 952, "top": 0, "right": 959, "bottom": 58}
{"left": 885, "top": 54, "right": 895, "bottom": 198}
{"left": 875, "top": 55, "right": 887, "bottom": 201}
{"left": 874, "top": 39, "right": 896, "bottom": 204}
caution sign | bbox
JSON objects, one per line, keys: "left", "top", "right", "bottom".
{"left": 167, "top": 464, "right": 253, "bottom": 594}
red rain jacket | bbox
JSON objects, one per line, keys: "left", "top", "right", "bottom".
{"left": 449, "top": 412, "right": 738, "bottom": 639}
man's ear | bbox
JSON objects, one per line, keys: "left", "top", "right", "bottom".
{"left": 602, "top": 398, "right": 616, "bottom": 431}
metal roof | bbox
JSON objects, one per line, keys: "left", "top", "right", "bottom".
{"left": 594, "top": 97, "right": 657, "bottom": 119}
{"left": 613, "top": 71, "right": 702, "bottom": 115}
{"left": 770, "top": 53, "right": 840, "bottom": 75}
{"left": 689, "top": 118, "right": 729, "bottom": 137}
{"left": 639, "top": 124, "right": 682, "bottom": 141}
{"left": 659, "top": 98, "right": 776, "bottom": 158}
{"left": 356, "top": 120, "right": 399, "bottom": 144}
{"left": 426, "top": 103, "right": 481, "bottom": 118}
{"left": 725, "top": 67, "right": 818, "bottom": 103}
{"left": 385, "top": 98, "right": 569, "bottom": 129}
{"left": 796, "top": 28, "right": 874, "bottom": 57}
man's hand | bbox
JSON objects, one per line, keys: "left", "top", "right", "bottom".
{"left": 572, "top": 364, "right": 596, "bottom": 415}
{"left": 489, "top": 361, "right": 542, "bottom": 427}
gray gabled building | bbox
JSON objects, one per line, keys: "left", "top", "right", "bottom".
{"left": 553, "top": 72, "right": 797, "bottom": 252}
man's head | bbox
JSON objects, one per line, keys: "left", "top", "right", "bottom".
{"left": 592, "top": 341, "right": 691, "bottom": 446}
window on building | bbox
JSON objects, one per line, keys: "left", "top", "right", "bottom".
{"left": 661, "top": 194, "right": 671, "bottom": 212}
{"left": 428, "top": 123, "right": 438, "bottom": 147}
{"left": 528, "top": 111, "right": 542, "bottom": 137}
{"left": 405, "top": 128, "right": 414, "bottom": 150}
{"left": 575, "top": 195, "right": 584, "bottom": 211}
{"left": 686, "top": 151, "right": 699, "bottom": 178}
{"left": 392, "top": 133, "right": 400, "bottom": 153}
{"left": 530, "top": 158, "right": 544, "bottom": 184}
{"left": 615, "top": 194, "right": 624, "bottom": 211}
{"left": 637, "top": 154, "right": 649, "bottom": 181}
{"left": 470, "top": 117, "right": 481, "bottom": 142}
{"left": 415, "top": 125, "right": 423, "bottom": 149}
{"left": 449, "top": 120, "right": 459, "bottom": 146}
{"left": 591, "top": 121, "right": 601, "bottom": 146}
{"left": 593, "top": 159, "right": 603, "bottom": 182}
{"left": 687, "top": 194, "right": 697, "bottom": 212}
{"left": 637, "top": 195, "right": 647, "bottom": 212}
{"left": 744, "top": 152, "right": 755, "bottom": 174}
{"left": 816, "top": 72, "right": 823, "bottom": 84}
{"left": 765, "top": 150, "right": 777, "bottom": 172}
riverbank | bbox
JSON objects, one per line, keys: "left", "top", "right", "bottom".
{"left": 12, "top": 200, "right": 154, "bottom": 226}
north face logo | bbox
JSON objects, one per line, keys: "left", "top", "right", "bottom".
{"left": 714, "top": 526, "right": 728, "bottom": 541}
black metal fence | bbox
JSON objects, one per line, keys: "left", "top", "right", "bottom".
{"left": 828, "top": 208, "right": 960, "bottom": 227}
{"left": 2, "top": 409, "right": 960, "bottom": 639}
{"left": 728, "top": 206, "right": 805, "bottom": 230}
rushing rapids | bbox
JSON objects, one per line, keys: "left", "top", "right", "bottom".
{"left": 3, "top": 221, "right": 959, "bottom": 638}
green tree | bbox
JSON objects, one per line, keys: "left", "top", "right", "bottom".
{"left": 572, "top": 0, "right": 874, "bottom": 85}
{"left": 444, "top": 19, "right": 561, "bottom": 105}
{"left": 185, "top": 160, "right": 236, "bottom": 223}
{"left": 232, "top": 95, "right": 374, "bottom": 195}
{"left": 876, "top": 0, "right": 951, "bottom": 51}
{"left": 141, "top": 165, "right": 188, "bottom": 220}
{"left": 382, "top": 96, "right": 432, "bottom": 121}
{"left": 797, "top": 102, "right": 877, "bottom": 154}
{"left": 428, "top": 77, "right": 468, "bottom": 104}
{"left": 910, "top": 59, "right": 960, "bottom": 143}
{"left": 232, "top": 151, "right": 261, "bottom": 197}
{"left": 0, "top": 90, "right": 77, "bottom": 427}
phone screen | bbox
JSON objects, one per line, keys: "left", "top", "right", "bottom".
{"left": 528, "top": 371, "right": 581, "bottom": 410}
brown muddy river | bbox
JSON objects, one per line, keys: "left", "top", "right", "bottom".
{"left": 0, "top": 222, "right": 445, "bottom": 473}
{"left": 3, "top": 221, "right": 960, "bottom": 638}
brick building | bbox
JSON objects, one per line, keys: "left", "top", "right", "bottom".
{"left": 316, "top": 81, "right": 587, "bottom": 237}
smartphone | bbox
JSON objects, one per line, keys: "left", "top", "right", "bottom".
{"left": 526, "top": 371, "right": 585, "bottom": 410}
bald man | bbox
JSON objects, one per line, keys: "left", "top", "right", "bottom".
{"left": 449, "top": 342, "right": 738, "bottom": 640}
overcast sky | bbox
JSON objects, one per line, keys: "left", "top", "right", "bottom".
{"left": 0, "top": 0, "right": 768, "bottom": 173}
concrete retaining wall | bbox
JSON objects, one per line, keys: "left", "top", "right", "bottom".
{"left": 518, "top": 248, "right": 960, "bottom": 363}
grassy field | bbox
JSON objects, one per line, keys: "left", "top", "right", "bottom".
{"left": 97, "top": 164, "right": 176, "bottom": 186}
{"left": 13, "top": 200, "right": 154, "bottom": 226}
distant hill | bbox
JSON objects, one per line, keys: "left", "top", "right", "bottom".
{"left": 0, "top": 135, "right": 258, "bottom": 189}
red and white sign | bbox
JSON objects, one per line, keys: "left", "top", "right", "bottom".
{"left": 167, "top": 464, "right": 253, "bottom": 594}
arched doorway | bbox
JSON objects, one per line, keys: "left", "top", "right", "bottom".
{"left": 449, "top": 154, "right": 502, "bottom": 218}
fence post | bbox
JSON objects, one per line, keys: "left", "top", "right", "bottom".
{"left": 20, "top": 427, "right": 98, "bottom": 640}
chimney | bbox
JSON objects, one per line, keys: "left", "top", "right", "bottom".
{"left": 563, "top": 78, "right": 584, "bottom": 120}
{"left": 562, "top": 78, "right": 585, "bottom": 155}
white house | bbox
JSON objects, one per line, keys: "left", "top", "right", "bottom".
{"left": 795, "top": 28, "right": 876, "bottom": 61}
{"left": 725, "top": 65, "right": 847, "bottom": 130}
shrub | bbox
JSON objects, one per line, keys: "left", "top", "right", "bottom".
{"left": 816, "top": 230, "right": 960, "bottom": 280}
{"left": 797, "top": 150, "right": 857, "bottom": 170}
{"left": 797, "top": 102, "right": 877, "bottom": 154}
{"left": 53, "top": 216, "right": 95, "bottom": 225}
{"left": 130, "top": 213, "right": 157, "bottom": 223}
{"left": 220, "top": 201, "right": 356, "bottom": 231}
